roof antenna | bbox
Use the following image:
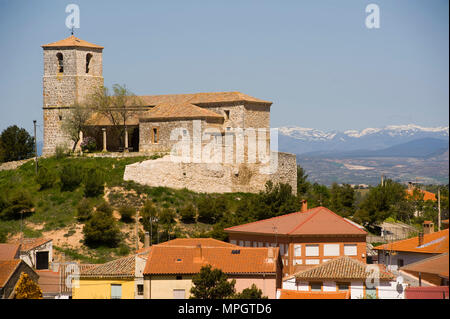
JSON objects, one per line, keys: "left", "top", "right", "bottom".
{"left": 71, "top": 26, "right": 74, "bottom": 36}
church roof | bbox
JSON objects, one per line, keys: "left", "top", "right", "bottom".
{"left": 139, "top": 91, "right": 272, "bottom": 106}
{"left": 42, "top": 35, "right": 104, "bottom": 49}
{"left": 141, "top": 102, "right": 224, "bottom": 121}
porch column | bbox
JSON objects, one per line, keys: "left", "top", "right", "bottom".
{"left": 102, "top": 128, "right": 107, "bottom": 152}
{"left": 124, "top": 126, "right": 129, "bottom": 152}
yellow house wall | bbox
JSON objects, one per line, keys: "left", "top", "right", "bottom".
{"left": 72, "top": 278, "right": 135, "bottom": 299}
{"left": 148, "top": 276, "right": 194, "bottom": 299}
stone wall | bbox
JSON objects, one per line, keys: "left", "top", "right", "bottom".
{"left": 123, "top": 151, "right": 297, "bottom": 194}
{"left": 0, "top": 158, "right": 34, "bottom": 171}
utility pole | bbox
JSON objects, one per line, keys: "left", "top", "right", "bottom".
{"left": 33, "top": 120, "right": 38, "bottom": 174}
{"left": 438, "top": 188, "right": 441, "bottom": 231}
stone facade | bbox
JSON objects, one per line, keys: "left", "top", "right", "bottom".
{"left": 42, "top": 45, "right": 104, "bottom": 156}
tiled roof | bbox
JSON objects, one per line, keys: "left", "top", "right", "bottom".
{"left": 374, "top": 229, "right": 449, "bottom": 254}
{"left": 139, "top": 92, "right": 272, "bottom": 106}
{"left": 294, "top": 256, "right": 393, "bottom": 281}
{"left": 144, "top": 245, "right": 279, "bottom": 275}
{"left": 278, "top": 289, "right": 350, "bottom": 299}
{"left": 0, "top": 259, "right": 21, "bottom": 287}
{"left": 81, "top": 255, "right": 136, "bottom": 278}
{"left": 225, "top": 207, "right": 367, "bottom": 236}
{"left": 401, "top": 253, "right": 449, "bottom": 278}
{"left": 8, "top": 238, "right": 52, "bottom": 252}
{"left": 405, "top": 286, "right": 449, "bottom": 299}
{"left": 36, "top": 270, "right": 60, "bottom": 294}
{"left": 141, "top": 102, "right": 224, "bottom": 121}
{"left": 0, "top": 244, "right": 20, "bottom": 260}
{"left": 42, "top": 35, "right": 104, "bottom": 49}
{"left": 406, "top": 189, "right": 437, "bottom": 201}
{"left": 158, "top": 238, "right": 239, "bottom": 248}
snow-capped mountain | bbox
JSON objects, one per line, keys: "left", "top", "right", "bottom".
{"left": 277, "top": 124, "right": 449, "bottom": 155}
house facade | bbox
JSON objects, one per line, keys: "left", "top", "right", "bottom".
{"left": 0, "top": 259, "right": 40, "bottom": 299}
{"left": 8, "top": 238, "right": 53, "bottom": 270}
{"left": 142, "top": 238, "right": 282, "bottom": 299}
{"left": 225, "top": 206, "right": 367, "bottom": 277}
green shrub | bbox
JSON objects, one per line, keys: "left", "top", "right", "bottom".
{"left": 76, "top": 198, "right": 93, "bottom": 221}
{"left": 55, "top": 144, "right": 69, "bottom": 159}
{"left": 0, "top": 190, "right": 34, "bottom": 221}
{"left": 119, "top": 206, "right": 135, "bottom": 223}
{"left": 60, "top": 163, "right": 82, "bottom": 191}
{"left": 35, "top": 165, "right": 56, "bottom": 190}
{"left": 179, "top": 204, "right": 196, "bottom": 223}
{"left": 96, "top": 201, "right": 113, "bottom": 217}
{"left": 83, "top": 210, "right": 120, "bottom": 247}
{"left": 197, "top": 196, "right": 225, "bottom": 224}
{"left": 84, "top": 168, "right": 104, "bottom": 197}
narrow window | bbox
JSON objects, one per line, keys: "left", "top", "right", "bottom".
{"left": 137, "top": 284, "right": 144, "bottom": 296}
{"left": 310, "top": 282, "right": 322, "bottom": 292}
{"left": 224, "top": 110, "right": 230, "bottom": 120}
{"left": 111, "top": 284, "right": 122, "bottom": 299}
{"left": 56, "top": 53, "right": 64, "bottom": 73}
{"left": 152, "top": 128, "right": 158, "bottom": 143}
{"left": 86, "top": 53, "right": 93, "bottom": 73}
{"left": 337, "top": 282, "right": 350, "bottom": 292}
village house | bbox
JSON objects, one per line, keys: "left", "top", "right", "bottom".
{"left": 400, "top": 253, "right": 449, "bottom": 287}
{"left": 280, "top": 256, "right": 405, "bottom": 299}
{"left": 277, "top": 289, "right": 350, "bottom": 299}
{"left": 72, "top": 252, "right": 148, "bottom": 299}
{"left": 374, "top": 227, "right": 448, "bottom": 271}
{"left": 224, "top": 205, "right": 367, "bottom": 277}
{"left": 8, "top": 238, "right": 53, "bottom": 270}
{"left": 142, "top": 238, "right": 282, "bottom": 299}
{"left": 0, "top": 259, "right": 39, "bottom": 299}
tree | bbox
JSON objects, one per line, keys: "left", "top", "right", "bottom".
{"left": 14, "top": 273, "right": 42, "bottom": 299}
{"left": 329, "top": 183, "right": 355, "bottom": 218}
{"left": 140, "top": 200, "right": 159, "bottom": 244}
{"left": 76, "top": 198, "right": 93, "bottom": 221}
{"left": 234, "top": 284, "right": 268, "bottom": 299}
{"left": 84, "top": 168, "right": 105, "bottom": 197}
{"left": 61, "top": 103, "right": 92, "bottom": 152}
{"left": 0, "top": 125, "right": 35, "bottom": 163}
{"left": 0, "top": 190, "right": 34, "bottom": 221}
{"left": 119, "top": 206, "right": 136, "bottom": 223}
{"left": 60, "top": 163, "right": 83, "bottom": 191}
{"left": 190, "top": 265, "right": 236, "bottom": 299}
{"left": 197, "top": 196, "right": 225, "bottom": 224}
{"left": 83, "top": 206, "right": 120, "bottom": 247}
{"left": 297, "top": 165, "right": 310, "bottom": 197}
{"left": 179, "top": 204, "right": 196, "bottom": 223}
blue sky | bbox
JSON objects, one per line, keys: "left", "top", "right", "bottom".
{"left": 0, "top": 0, "right": 448, "bottom": 140}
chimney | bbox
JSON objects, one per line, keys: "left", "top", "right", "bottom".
{"left": 267, "top": 247, "right": 274, "bottom": 263}
{"left": 194, "top": 244, "right": 202, "bottom": 262}
{"left": 301, "top": 200, "right": 308, "bottom": 212}
{"left": 418, "top": 232, "right": 424, "bottom": 247}
{"left": 423, "top": 221, "right": 434, "bottom": 235}
{"left": 144, "top": 231, "right": 150, "bottom": 248}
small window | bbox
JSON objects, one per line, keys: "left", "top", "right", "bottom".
{"left": 176, "top": 275, "right": 182, "bottom": 280}
{"left": 137, "top": 284, "right": 144, "bottom": 296}
{"left": 305, "top": 244, "right": 319, "bottom": 257}
{"left": 111, "top": 284, "right": 122, "bottom": 299}
{"left": 310, "top": 282, "right": 322, "bottom": 292}
{"left": 337, "top": 282, "right": 350, "bottom": 292}
{"left": 294, "top": 244, "right": 302, "bottom": 257}
{"left": 173, "top": 289, "right": 185, "bottom": 299}
{"left": 56, "top": 53, "right": 64, "bottom": 73}
{"left": 344, "top": 244, "right": 357, "bottom": 256}
{"left": 152, "top": 128, "right": 158, "bottom": 144}
{"left": 86, "top": 53, "right": 93, "bottom": 73}
{"left": 397, "top": 259, "right": 404, "bottom": 268}
{"left": 224, "top": 110, "right": 230, "bottom": 120}
{"left": 365, "top": 286, "right": 377, "bottom": 299}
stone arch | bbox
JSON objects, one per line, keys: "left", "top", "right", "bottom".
{"left": 86, "top": 53, "right": 93, "bottom": 73}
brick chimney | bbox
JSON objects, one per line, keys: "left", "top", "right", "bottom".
{"left": 423, "top": 221, "right": 434, "bottom": 235}
{"left": 301, "top": 200, "right": 308, "bottom": 212}
{"left": 144, "top": 231, "right": 150, "bottom": 248}
{"left": 418, "top": 232, "right": 424, "bottom": 247}
{"left": 194, "top": 244, "right": 203, "bottom": 262}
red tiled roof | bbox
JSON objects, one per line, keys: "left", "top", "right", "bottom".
{"left": 278, "top": 289, "right": 350, "bottom": 299}
{"left": 144, "top": 245, "right": 279, "bottom": 275}
{"left": 374, "top": 229, "right": 449, "bottom": 254}
{"left": 36, "top": 270, "right": 60, "bottom": 294}
{"left": 0, "top": 244, "right": 20, "bottom": 260}
{"left": 294, "top": 256, "right": 394, "bottom": 281}
{"left": 0, "top": 259, "right": 21, "bottom": 288}
{"left": 158, "top": 238, "right": 239, "bottom": 248}
{"left": 42, "top": 35, "right": 103, "bottom": 49}
{"left": 8, "top": 237, "right": 52, "bottom": 252}
{"left": 225, "top": 207, "right": 367, "bottom": 236}
{"left": 401, "top": 253, "right": 449, "bottom": 278}
{"left": 406, "top": 189, "right": 437, "bottom": 202}
{"left": 141, "top": 102, "right": 224, "bottom": 121}
{"left": 405, "top": 286, "right": 449, "bottom": 299}
{"left": 139, "top": 92, "right": 272, "bottom": 106}
{"left": 81, "top": 255, "right": 136, "bottom": 278}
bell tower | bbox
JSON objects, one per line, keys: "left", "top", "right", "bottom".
{"left": 41, "top": 35, "right": 104, "bottom": 156}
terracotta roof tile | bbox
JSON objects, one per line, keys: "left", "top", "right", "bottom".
{"left": 278, "top": 289, "right": 350, "bottom": 299}
{"left": 0, "top": 244, "right": 20, "bottom": 260}
{"left": 225, "top": 207, "right": 367, "bottom": 236}
{"left": 401, "top": 253, "right": 449, "bottom": 278}
{"left": 294, "top": 256, "right": 393, "bottom": 281}
{"left": 8, "top": 238, "right": 52, "bottom": 252}
{"left": 139, "top": 92, "right": 272, "bottom": 106}
{"left": 144, "top": 245, "right": 279, "bottom": 275}
{"left": 374, "top": 229, "right": 448, "bottom": 254}
{"left": 158, "top": 238, "right": 238, "bottom": 248}
{"left": 406, "top": 189, "right": 437, "bottom": 201}
{"left": 141, "top": 102, "right": 224, "bottom": 121}
{"left": 36, "top": 270, "right": 60, "bottom": 294}
{"left": 81, "top": 255, "right": 136, "bottom": 278}
{"left": 0, "top": 259, "right": 21, "bottom": 287}
{"left": 42, "top": 35, "right": 103, "bottom": 49}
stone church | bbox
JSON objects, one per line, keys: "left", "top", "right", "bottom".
{"left": 41, "top": 35, "right": 297, "bottom": 193}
